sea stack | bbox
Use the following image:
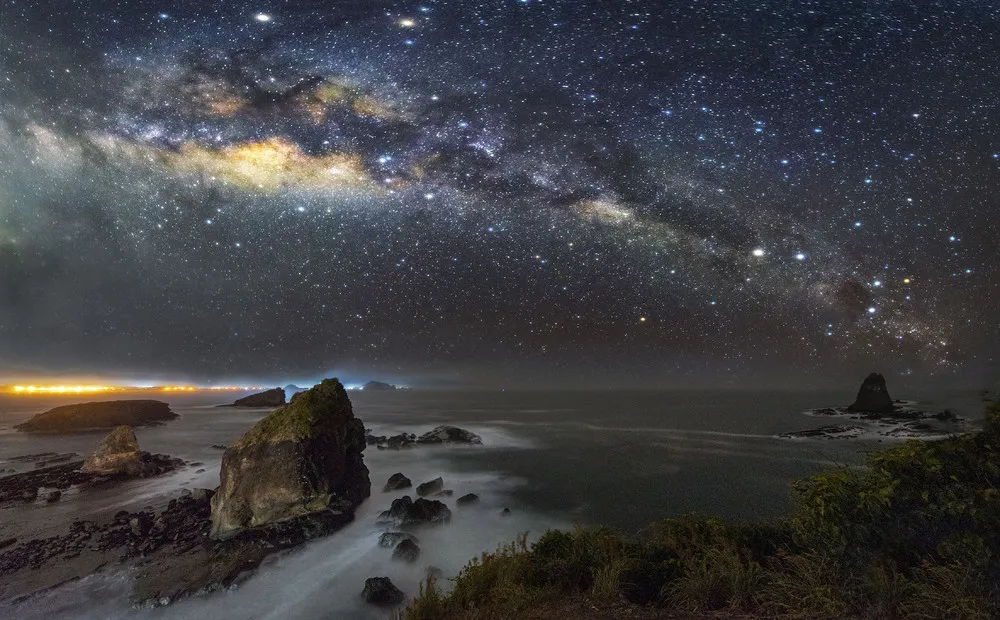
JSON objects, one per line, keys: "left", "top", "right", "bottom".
{"left": 230, "top": 388, "right": 286, "bottom": 408}
{"left": 847, "top": 373, "right": 895, "bottom": 413}
{"left": 209, "top": 378, "right": 370, "bottom": 538}
{"left": 81, "top": 426, "right": 144, "bottom": 476}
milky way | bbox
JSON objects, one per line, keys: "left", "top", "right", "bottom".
{"left": 1, "top": 0, "right": 998, "bottom": 386}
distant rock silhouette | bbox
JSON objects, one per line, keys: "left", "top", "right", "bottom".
{"left": 226, "top": 388, "right": 286, "bottom": 408}
{"left": 210, "top": 379, "right": 370, "bottom": 538}
{"left": 15, "top": 400, "right": 177, "bottom": 433}
{"left": 362, "top": 381, "right": 397, "bottom": 391}
{"left": 847, "top": 373, "right": 895, "bottom": 413}
{"left": 415, "top": 425, "right": 483, "bottom": 445}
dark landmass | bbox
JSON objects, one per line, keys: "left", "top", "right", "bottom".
{"left": 14, "top": 400, "right": 178, "bottom": 433}
{"left": 780, "top": 373, "right": 967, "bottom": 440}
{"left": 402, "top": 400, "right": 1000, "bottom": 620}
{"left": 362, "top": 381, "right": 397, "bottom": 391}
{"left": 847, "top": 372, "right": 895, "bottom": 413}
{"left": 218, "top": 388, "right": 286, "bottom": 408}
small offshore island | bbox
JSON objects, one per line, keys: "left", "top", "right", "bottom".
{"left": 14, "top": 400, "right": 178, "bottom": 433}
{"left": 779, "top": 372, "right": 967, "bottom": 440}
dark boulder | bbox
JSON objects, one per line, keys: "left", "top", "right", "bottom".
{"left": 229, "top": 388, "right": 286, "bottom": 408}
{"left": 378, "top": 531, "right": 418, "bottom": 548}
{"left": 209, "top": 378, "right": 370, "bottom": 538}
{"left": 15, "top": 400, "right": 177, "bottom": 433}
{"left": 415, "top": 425, "right": 483, "bottom": 445}
{"left": 385, "top": 433, "right": 416, "bottom": 449}
{"left": 382, "top": 495, "right": 451, "bottom": 527}
{"left": 392, "top": 538, "right": 420, "bottom": 563}
{"left": 362, "top": 576, "right": 405, "bottom": 606}
{"left": 416, "top": 477, "right": 444, "bottom": 496}
{"left": 456, "top": 493, "right": 480, "bottom": 506}
{"left": 45, "top": 490, "right": 61, "bottom": 503}
{"left": 383, "top": 472, "right": 412, "bottom": 492}
{"left": 500, "top": 508, "right": 512, "bottom": 517}
{"left": 847, "top": 373, "right": 895, "bottom": 413}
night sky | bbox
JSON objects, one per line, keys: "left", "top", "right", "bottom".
{"left": 1, "top": 1, "right": 998, "bottom": 387}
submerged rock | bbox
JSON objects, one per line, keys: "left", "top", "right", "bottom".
{"left": 362, "top": 381, "right": 397, "bottom": 391}
{"left": 209, "top": 378, "right": 370, "bottom": 538}
{"left": 847, "top": 373, "right": 894, "bottom": 414}
{"left": 416, "top": 477, "right": 444, "bottom": 497}
{"left": 228, "top": 388, "right": 286, "bottom": 408}
{"left": 456, "top": 493, "right": 480, "bottom": 506}
{"left": 82, "top": 426, "right": 144, "bottom": 476}
{"left": 383, "top": 473, "right": 412, "bottom": 492}
{"left": 415, "top": 425, "right": 483, "bottom": 445}
{"left": 392, "top": 538, "right": 420, "bottom": 563}
{"left": 779, "top": 425, "right": 864, "bottom": 440}
{"left": 378, "top": 531, "right": 418, "bottom": 548}
{"left": 362, "top": 577, "right": 405, "bottom": 606}
{"left": 15, "top": 400, "right": 177, "bottom": 433}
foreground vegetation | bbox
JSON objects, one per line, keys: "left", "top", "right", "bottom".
{"left": 403, "top": 401, "right": 1000, "bottom": 619}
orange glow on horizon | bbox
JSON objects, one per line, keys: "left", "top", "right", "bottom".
{"left": 6, "top": 384, "right": 266, "bottom": 395}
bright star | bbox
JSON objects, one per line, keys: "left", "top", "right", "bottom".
{"left": 254, "top": 13, "right": 271, "bottom": 22}
{"left": 752, "top": 248, "right": 765, "bottom": 257}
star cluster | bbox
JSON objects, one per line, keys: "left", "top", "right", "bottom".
{"left": 0, "top": 0, "right": 998, "bottom": 385}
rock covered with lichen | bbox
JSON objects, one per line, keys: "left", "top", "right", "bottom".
{"left": 209, "top": 378, "right": 370, "bottom": 538}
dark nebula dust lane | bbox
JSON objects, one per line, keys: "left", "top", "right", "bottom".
{"left": 1, "top": 0, "right": 998, "bottom": 386}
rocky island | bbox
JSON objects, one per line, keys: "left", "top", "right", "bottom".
{"left": 361, "top": 381, "right": 398, "bottom": 391}
{"left": 219, "top": 387, "right": 286, "bottom": 408}
{"left": 780, "top": 372, "right": 966, "bottom": 440}
{"left": 14, "top": 400, "right": 178, "bottom": 433}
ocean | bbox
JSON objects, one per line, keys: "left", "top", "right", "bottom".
{"left": 0, "top": 387, "right": 986, "bottom": 619}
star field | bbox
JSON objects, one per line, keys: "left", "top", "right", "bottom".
{"left": 0, "top": 0, "right": 998, "bottom": 386}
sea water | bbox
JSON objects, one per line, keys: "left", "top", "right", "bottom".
{"left": 0, "top": 387, "right": 986, "bottom": 619}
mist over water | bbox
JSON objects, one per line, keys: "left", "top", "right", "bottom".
{"left": 0, "top": 388, "right": 986, "bottom": 619}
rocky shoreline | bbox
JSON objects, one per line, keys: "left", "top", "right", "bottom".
{"left": 0, "top": 380, "right": 493, "bottom": 611}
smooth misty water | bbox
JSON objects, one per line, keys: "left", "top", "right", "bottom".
{"left": 0, "top": 388, "right": 986, "bottom": 619}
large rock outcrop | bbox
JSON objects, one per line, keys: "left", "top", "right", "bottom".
{"left": 209, "top": 378, "right": 370, "bottom": 538}
{"left": 81, "top": 426, "right": 144, "bottom": 476}
{"left": 847, "top": 373, "right": 895, "bottom": 413}
{"left": 229, "top": 388, "right": 286, "bottom": 408}
{"left": 15, "top": 400, "right": 177, "bottom": 433}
